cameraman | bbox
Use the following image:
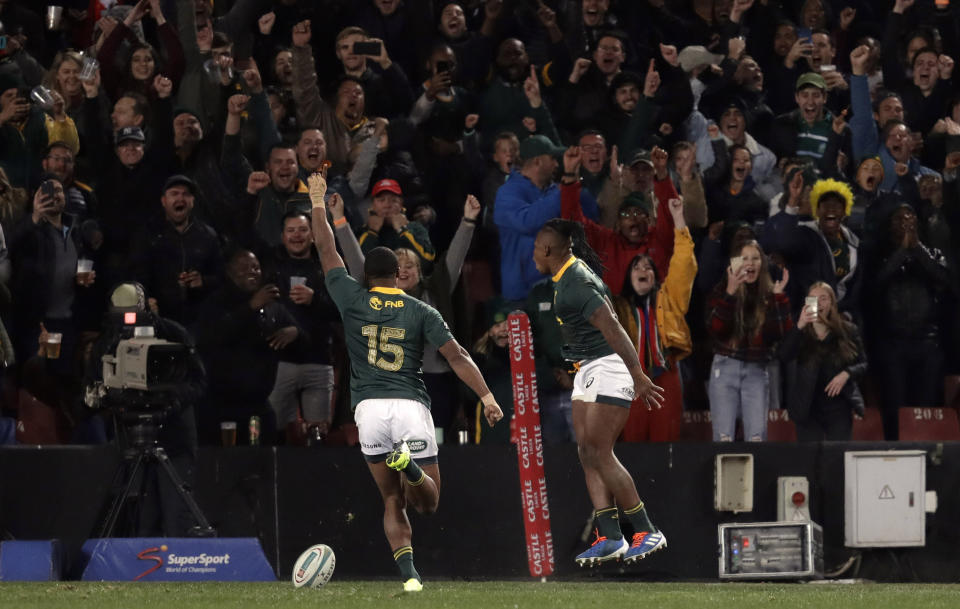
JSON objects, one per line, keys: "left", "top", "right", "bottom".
{"left": 86, "top": 282, "right": 207, "bottom": 536}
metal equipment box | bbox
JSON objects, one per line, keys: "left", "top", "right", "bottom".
{"left": 844, "top": 450, "right": 926, "bottom": 547}
{"left": 718, "top": 521, "right": 823, "bottom": 580}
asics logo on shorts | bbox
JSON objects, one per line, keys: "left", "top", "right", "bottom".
{"left": 585, "top": 377, "right": 595, "bottom": 388}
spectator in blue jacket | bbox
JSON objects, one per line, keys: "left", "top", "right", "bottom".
{"left": 493, "top": 134, "right": 598, "bottom": 302}
{"left": 849, "top": 45, "right": 938, "bottom": 194}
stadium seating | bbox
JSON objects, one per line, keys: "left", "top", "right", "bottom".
{"left": 678, "top": 410, "right": 712, "bottom": 442}
{"left": 851, "top": 408, "right": 884, "bottom": 441}
{"left": 766, "top": 409, "right": 797, "bottom": 442}
{"left": 898, "top": 407, "right": 960, "bottom": 441}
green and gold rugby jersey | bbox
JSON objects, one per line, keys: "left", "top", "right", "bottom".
{"left": 551, "top": 256, "right": 616, "bottom": 362}
{"left": 325, "top": 267, "right": 454, "bottom": 409}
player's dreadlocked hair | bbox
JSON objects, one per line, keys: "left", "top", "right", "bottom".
{"left": 542, "top": 218, "right": 605, "bottom": 277}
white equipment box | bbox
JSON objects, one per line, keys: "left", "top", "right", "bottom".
{"left": 844, "top": 450, "right": 926, "bottom": 547}
{"left": 714, "top": 454, "right": 753, "bottom": 513}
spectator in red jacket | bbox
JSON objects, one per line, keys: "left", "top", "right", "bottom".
{"left": 560, "top": 145, "right": 677, "bottom": 293}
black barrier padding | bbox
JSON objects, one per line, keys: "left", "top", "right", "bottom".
{"left": 2, "top": 443, "right": 960, "bottom": 582}
{"left": 0, "top": 445, "right": 119, "bottom": 577}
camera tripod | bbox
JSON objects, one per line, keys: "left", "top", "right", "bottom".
{"left": 97, "top": 411, "right": 215, "bottom": 538}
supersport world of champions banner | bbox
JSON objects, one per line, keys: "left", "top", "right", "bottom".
{"left": 508, "top": 312, "right": 555, "bottom": 578}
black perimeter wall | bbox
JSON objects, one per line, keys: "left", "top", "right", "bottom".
{"left": 1, "top": 442, "right": 959, "bottom": 582}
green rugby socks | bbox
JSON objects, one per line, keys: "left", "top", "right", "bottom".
{"left": 393, "top": 545, "right": 421, "bottom": 583}
{"left": 624, "top": 501, "right": 658, "bottom": 533}
{"left": 595, "top": 506, "right": 623, "bottom": 540}
{"left": 403, "top": 460, "right": 425, "bottom": 485}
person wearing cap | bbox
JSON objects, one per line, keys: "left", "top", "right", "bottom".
{"left": 493, "top": 134, "right": 599, "bottom": 302}
{"left": 769, "top": 71, "right": 851, "bottom": 177}
{"left": 93, "top": 123, "right": 174, "bottom": 286}
{"left": 469, "top": 299, "right": 517, "bottom": 445}
{"left": 131, "top": 174, "right": 223, "bottom": 325}
{"left": 357, "top": 178, "right": 436, "bottom": 273}
{"left": 561, "top": 145, "right": 677, "bottom": 293}
{"left": 82, "top": 66, "right": 176, "bottom": 269}
{"left": 612, "top": 194, "right": 695, "bottom": 443}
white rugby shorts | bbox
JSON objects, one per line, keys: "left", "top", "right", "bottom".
{"left": 355, "top": 398, "right": 439, "bottom": 464}
{"left": 571, "top": 353, "right": 636, "bottom": 407}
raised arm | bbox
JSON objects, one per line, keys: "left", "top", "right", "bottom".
{"left": 588, "top": 299, "right": 664, "bottom": 409}
{"left": 443, "top": 195, "right": 479, "bottom": 293}
{"left": 438, "top": 338, "right": 503, "bottom": 427}
{"left": 291, "top": 20, "right": 329, "bottom": 129}
{"left": 308, "top": 173, "right": 345, "bottom": 274}
{"left": 328, "top": 192, "right": 365, "bottom": 280}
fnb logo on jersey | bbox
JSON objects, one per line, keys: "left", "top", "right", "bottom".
{"left": 369, "top": 296, "right": 404, "bottom": 310}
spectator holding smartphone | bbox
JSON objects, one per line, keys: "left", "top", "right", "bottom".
{"left": 706, "top": 240, "right": 792, "bottom": 441}
{"left": 780, "top": 282, "right": 866, "bottom": 442}
{"left": 8, "top": 176, "right": 98, "bottom": 371}
{"left": 333, "top": 26, "right": 413, "bottom": 119}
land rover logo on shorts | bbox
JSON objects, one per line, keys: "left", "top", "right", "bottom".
{"left": 369, "top": 296, "right": 383, "bottom": 310}
{"left": 407, "top": 439, "right": 428, "bottom": 452}
{"left": 585, "top": 377, "right": 595, "bottom": 388}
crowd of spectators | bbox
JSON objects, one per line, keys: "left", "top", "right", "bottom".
{"left": 1, "top": 0, "right": 958, "bottom": 448}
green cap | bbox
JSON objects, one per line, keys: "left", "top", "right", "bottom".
{"left": 619, "top": 191, "right": 653, "bottom": 218}
{"left": 795, "top": 72, "right": 827, "bottom": 91}
{"left": 629, "top": 149, "right": 654, "bottom": 168}
{"left": 519, "top": 135, "right": 565, "bottom": 161}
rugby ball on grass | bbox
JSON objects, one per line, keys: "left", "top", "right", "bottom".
{"left": 292, "top": 544, "right": 336, "bottom": 588}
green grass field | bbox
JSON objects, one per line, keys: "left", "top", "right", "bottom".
{"left": 1, "top": 581, "right": 959, "bottom": 609}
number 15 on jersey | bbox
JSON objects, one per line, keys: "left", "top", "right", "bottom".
{"left": 361, "top": 325, "right": 406, "bottom": 371}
